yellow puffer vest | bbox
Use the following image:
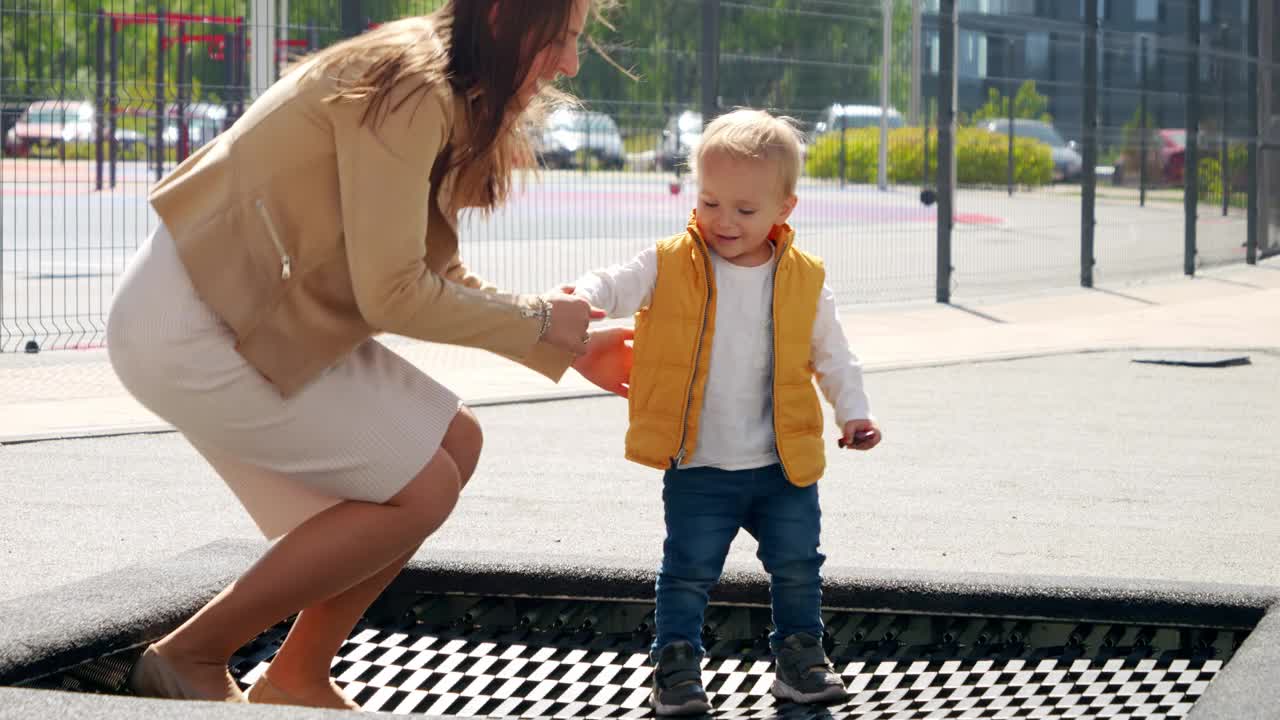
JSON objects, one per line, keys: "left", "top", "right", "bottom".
{"left": 624, "top": 215, "right": 827, "bottom": 486}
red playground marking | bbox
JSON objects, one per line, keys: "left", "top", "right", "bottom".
{"left": 954, "top": 212, "right": 1003, "bottom": 225}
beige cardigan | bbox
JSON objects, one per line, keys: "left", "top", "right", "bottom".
{"left": 149, "top": 29, "right": 572, "bottom": 396}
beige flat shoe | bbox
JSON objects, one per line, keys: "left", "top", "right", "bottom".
{"left": 128, "top": 645, "right": 247, "bottom": 703}
{"left": 247, "top": 673, "right": 361, "bottom": 710}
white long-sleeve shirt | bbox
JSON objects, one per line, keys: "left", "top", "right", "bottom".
{"left": 574, "top": 246, "right": 871, "bottom": 471}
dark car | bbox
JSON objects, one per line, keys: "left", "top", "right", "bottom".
{"left": 537, "top": 108, "right": 625, "bottom": 170}
{"left": 981, "top": 118, "right": 1083, "bottom": 182}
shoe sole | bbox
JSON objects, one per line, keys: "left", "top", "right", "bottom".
{"left": 770, "top": 678, "right": 850, "bottom": 705}
{"left": 649, "top": 691, "right": 712, "bottom": 716}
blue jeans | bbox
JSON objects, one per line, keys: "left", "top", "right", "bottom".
{"left": 653, "top": 464, "right": 826, "bottom": 658}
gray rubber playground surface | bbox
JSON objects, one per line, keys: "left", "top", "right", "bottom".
{"left": 2, "top": 349, "right": 1276, "bottom": 605}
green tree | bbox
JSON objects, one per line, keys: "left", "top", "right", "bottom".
{"left": 971, "top": 80, "right": 1052, "bottom": 124}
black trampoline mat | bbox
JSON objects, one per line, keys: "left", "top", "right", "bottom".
{"left": 31, "top": 594, "right": 1247, "bottom": 719}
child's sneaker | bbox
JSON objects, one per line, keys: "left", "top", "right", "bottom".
{"left": 770, "top": 633, "right": 849, "bottom": 704}
{"left": 649, "top": 641, "right": 711, "bottom": 716}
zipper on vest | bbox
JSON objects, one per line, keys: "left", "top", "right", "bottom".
{"left": 673, "top": 233, "right": 715, "bottom": 467}
{"left": 254, "top": 199, "right": 293, "bottom": 280}
{"left": 769, "top": 260, "right": 791, "bottom": 485}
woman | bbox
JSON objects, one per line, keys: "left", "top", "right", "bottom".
{"left": 106, "top": 0, "right": 628, "bottom": 708}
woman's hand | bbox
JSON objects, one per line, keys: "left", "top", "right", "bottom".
{"left": 541, "top": 292, "right": 605, "bottom": 355}
{"left": 572, "top": 327, "right": 634, "bottom": 397}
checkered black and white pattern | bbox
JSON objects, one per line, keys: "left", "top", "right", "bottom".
{"left": 231, "top": 626, "right": 1222, "bottom": 719}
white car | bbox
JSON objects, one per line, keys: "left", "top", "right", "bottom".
{"left": 162, "top": 103, "right": 228, "bottom": 151}
{"left": 813, "top": 103, "right": 905, "bottom": 136}
{"left": 656, "top": 110, "right": 702, "bottom": 171}
{"left": 3, "top": 100, "right": 142, "bottom": 156}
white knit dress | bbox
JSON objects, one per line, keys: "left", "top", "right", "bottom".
{"left": 106, "top": 223, "right": 461, "bottom": 540}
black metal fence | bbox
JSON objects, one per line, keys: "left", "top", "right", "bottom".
{"left": 1, "top": 0, "right": 1276, "bottom": 351}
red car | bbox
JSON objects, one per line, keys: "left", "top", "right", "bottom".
{"left": 1158, "top": 129, "right": 1186, "bottom": 184}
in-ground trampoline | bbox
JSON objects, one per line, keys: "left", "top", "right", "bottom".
{"left": 2, "top": 541, "right": 1278, "bottom": 719}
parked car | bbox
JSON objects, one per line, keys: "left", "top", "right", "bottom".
{"left": 812, "top": 103, "right": 905, "bottom": 136}
{"left": 537, "top": 108, "right": 625, "bottom": 170}
{"left": 656, "top": 110, "right": 702, "bottom": 171}
{"left": 1156, "top": 129, "right": 1186, "bottom": 184}
{"left": 162, "top": 102, "right": 228, "bottom": 151}
{"left": 1, "top": 102, "right": 26, "bottom": 141}
{"left": 655, "top": 108, "right": 811, "bottom": 173}
{"left": 3, "top": 100, "right": 142, "bottom": 157}
{"left": 980, "top": 118, "right": 1083, "bottom": 182}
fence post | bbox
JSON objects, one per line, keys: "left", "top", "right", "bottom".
{"left": 1246, "top": 0, "right": 1259, "bottom": 264}
{"left": 340, "top": 0, "right": 363, "bottom": 39}
{"left": 109, "top": 18, "right": 119, "bottom": 188}
{"left": 839, "top": 114, "right": 847, "bottom": 186}
{"left": 923, "top": 99, "right": 931, "bottom": 188}
{"left": 177, "top": 22, "right": 189, "bottom": 162}
{"left": 910, "top": 0, "right": 922, "bottom": 125}
{"left": 1220, "top": 24, "right": 1229, "bottom": 218}
{"left": 58, "top": 50, "right": 68, "bottom": 164}
{"left": 225, "top": 25, "right": 237, "bottom": 121}
{"left": 1006, "top": 38, "right": 1014, "bottom": 197}
{"left": 1081, "top": 0, "right": 1098, "bottom": 288}
{"left": 700, "top": 0, "right": 720, "bottom": 126}
{"left": 154, "top": 9, "right": 166, "bottom": 182}
{"left": 1139, "top": 35, "right": 1147, "bottom": 207}
{"left": 936, "top": 0, "right": 956, "bottom": 304}
{"left": 878, "top": 0, "right": 890, "bottom": 191}
{"left": 235, "top": 24, "right": 247, "bottom": 120}
{"left": 1184, "top": 0, "right": 1200, "bottom": 277}
{"left": 250, "top": 0, "right": 275, "bottom": 97}
{"left": 95, "top": 10, "right": 106, "bottom": 192}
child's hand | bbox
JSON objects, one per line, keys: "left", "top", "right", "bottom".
{"left": 572, "top": 326, "right": 634, "bottom": 398}
{"left": 838, "top": 419, "right": 881, "bottom": 451}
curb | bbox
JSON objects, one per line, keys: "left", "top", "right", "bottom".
{"left": 3, "top": 345, "right": 1275, "bottom": 446}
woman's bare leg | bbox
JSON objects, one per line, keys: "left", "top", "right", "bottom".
{"left": 259, "top": 408, "right": 485, "bottom": 706}
{"left": 149, "top": 444, "right": 464, "bottom": 698}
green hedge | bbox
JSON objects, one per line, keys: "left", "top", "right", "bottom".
{"left": 1196, "top": 156, "right": 1246, "bottom": 208}
{"left": 805, "top": 127, "right": 1054, "bottom": 186}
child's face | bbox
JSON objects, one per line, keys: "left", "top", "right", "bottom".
{"left": 695, "top": 151, "right": 797, "bottom": 267}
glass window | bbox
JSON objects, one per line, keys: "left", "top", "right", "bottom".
{"left": 1025, "top": 32, "right": 1050, "bottom": 76}
{"left": 1135, "top": 0, "right": 1158, "bottom": 21}
{"left": 961, "top": 30, "right": 988, "bottom": 78}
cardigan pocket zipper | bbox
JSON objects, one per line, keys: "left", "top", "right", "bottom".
{"left": 254, "top": 199, "right": 293, "bottom": 280}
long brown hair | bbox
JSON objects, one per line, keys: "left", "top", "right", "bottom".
{"left": 298, "top": 0, "right": 615, "bottom": 210}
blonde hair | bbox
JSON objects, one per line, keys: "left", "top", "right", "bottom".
{"left": 691, "top": 109, "right": 804, "bottom": 197}
{"left": 295, "top": 0, "right": 617, "bottom": 211}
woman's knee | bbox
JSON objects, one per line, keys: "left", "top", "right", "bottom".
{"left": 440, "top": 406, "right": 483, "bottom": 488}
{"left": 389, "top": 448, "right": 462, "bottom": 532}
